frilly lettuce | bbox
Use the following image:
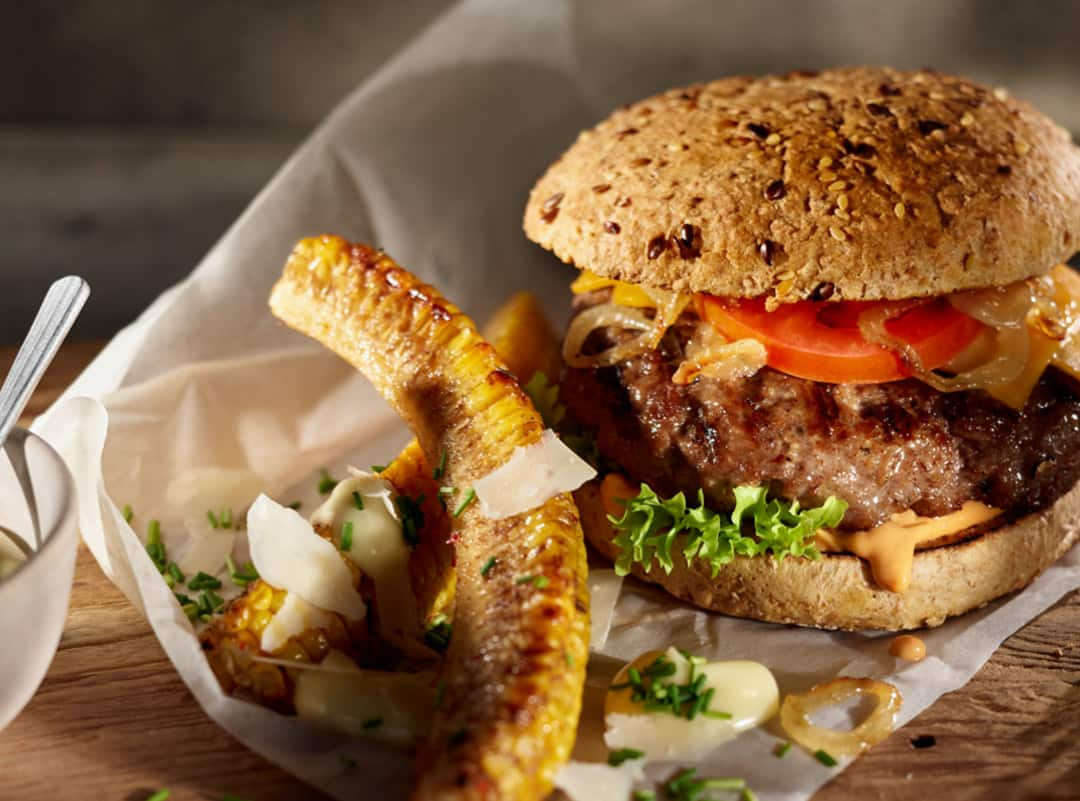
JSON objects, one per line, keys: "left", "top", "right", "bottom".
{"left": 609, "top": 482, "right": 847, "bottom": 577}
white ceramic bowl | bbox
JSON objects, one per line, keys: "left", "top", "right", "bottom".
{"left": 0, "top": 429, "right": 78, "bottom": 730}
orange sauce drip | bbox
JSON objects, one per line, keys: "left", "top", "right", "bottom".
{"left": 889, "top": 634, "right": 927, "bottom": 662}
{"left": 816, "top": 502, "right": 1000, "bottom": 593}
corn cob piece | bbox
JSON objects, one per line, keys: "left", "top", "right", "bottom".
{"left": 269, "top": 236, "right": 590, "bottom": 801}
{"left": 200, "top": 576, "right": 377, "bottom": 712}
{"left": 381, "top": 439, "right": 456, "bottom": 631}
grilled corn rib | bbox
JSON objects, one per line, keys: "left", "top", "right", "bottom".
{"left": 269, "top": 236, "right": 590, "bottom": 801}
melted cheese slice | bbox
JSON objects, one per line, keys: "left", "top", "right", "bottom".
{"left": 816, "top": 501, "right": 1000, "bottom": 593}
{"left": 604, "top": 647, "right": 778, "bottom": 761}
{"left": 312, "top": 471, "right": 430, "bottom": 659}
{"left": 571, "top": 269, "right": 656, "bottom": 308}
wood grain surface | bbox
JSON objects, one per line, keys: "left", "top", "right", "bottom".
{"left": 0, "top": 341, "right": 1077, "bottom": 801}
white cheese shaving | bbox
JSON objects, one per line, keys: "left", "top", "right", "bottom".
{"left": 260, "top": 592, "right": 336, "bottom": 654}
{"left": 165, "top": 467, "right": 263, "bottom": 575}
{"left": 473, "top": 429, "right": 596, "bottom": 519}
{"left": 588, "top": 568, "right": 623, "bottom": 652}
{"left": 175, "top": 529, "right": 236, "bottom": 578}
{"left": 293, "top": 651, "right": 436, "bottom": 747}
{"left": 246, "top": 494, "right": 366, "bottom": 620}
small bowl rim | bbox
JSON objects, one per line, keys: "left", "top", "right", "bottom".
{"left": 0, "top": 428, "right": 77, "bottom": 590}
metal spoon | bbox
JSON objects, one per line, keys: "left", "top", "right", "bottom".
{"left": 0, "top": 276, "right": 89, "bottom": 548}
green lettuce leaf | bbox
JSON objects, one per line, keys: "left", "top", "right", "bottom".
{"left": 609, "top": 481, "right": 847, "bottom": 577}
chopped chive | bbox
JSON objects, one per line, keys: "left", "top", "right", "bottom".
{"left": 166, "top": 562, "right": 185, "bottom": 585}
{"left": 145, "top": 790, "right": 170, "bottom": 801}
{"left": 433, "top": 449, "right": 448, "bottom": 480}
{"left": 424, "top": 614, "right": 452, "bottom": 652}
{"left": 122, "top": 503, "right": 134, "bottom": 523}
{"left": 480, "top": 557, "right": 497, "bottom": 578}
{"left": 288, "top": 501, "right": 302, "bottom": 510}
{"left": 188, "top": 571, "right": 223, "bottom": 591}
{"left": 361, "top": 717, "right": 384, "bottom": 730}
{"left": 632, "top": 792, "right": 655, "bottom": 801}
{"left": 164, "top": 573, "right": 176, "bottom": 589}
{"left": 221, "top": 507, "right": 233, "bottom": 529}
{"left": 565, "top": 651, "right": 574, "bottom": 667}
{"left": 220, "top": 796, "right": 252, "bottom": 801}
{"left": 606, "top": 747, "right": 644, "bottom": 767}
{"left": 351, "top": 490, "right": 364, "bottom": 511}
{"left": 814, "top": 749, "right": 838, "bottom": 768}
{"left": 174, "top": 592, "right": 193, "bottom": 606}
{"left": 146, "top": 519, "right": 166, "bottom": 572}
{"left": 371, "top": 464, "right": 387, "bottom": 473}
{"left": 338, "top": 753, "right": 357, "bottom": 770}
{"left": 181, "top": 603, "right": 198, "bottom": 622}
{"left": 206, "top": 510, "right": 220, "bottom": 529}
{"left": 225, "top": 555, "right": 258, "bottom": 586}
{"left": 741, "top": 788, "right": 760, "bottom": 801}
{"left": 774, "top": 741, "right": 792, "bottom": 758}
{"left": 452, "top": 488, "right": 476, "bottom": 518}
{"left": 318, "top": 468, "right": 338, "bottom": 494}
{"left": 515, "top": 574, "right": 548, "bottom": 588}
{"left": 395, "top": 494, "right": 425, "bottom": 547}
{"left": 340, "top": 521, "right": 354, "bottom": 552}
{"left": 439, "top": 486, "right": 456, "bottom": 496}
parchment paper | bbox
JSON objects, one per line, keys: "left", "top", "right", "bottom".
{"left": 30, "top": 1, "right": 1080, "bottom": 798}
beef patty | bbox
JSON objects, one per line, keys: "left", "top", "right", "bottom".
{"left": 561, "top": 297, "right": 1080, "bottom": 531}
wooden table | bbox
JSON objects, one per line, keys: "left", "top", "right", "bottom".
{"left": 1, "top": 341, "right": 1078, "bottom": 801}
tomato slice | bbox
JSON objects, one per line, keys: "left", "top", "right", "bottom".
{"left": 696, "top": 294, "right": 985, "bottom": 383}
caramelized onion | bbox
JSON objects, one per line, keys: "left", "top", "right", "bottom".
{"left": 779, "top": 677, "right": 902, "bottom": 757}
{"left": 672, "top": 324, "right": 767, "bottom": 384}
{"left": 563, "top": 289, "right": 689, "bottom": 368}
{"left": 563, "top": 303, "right": 653, "bottom": 367}
{"left": 856, "top": 301, "right": 926, "bottom": 370}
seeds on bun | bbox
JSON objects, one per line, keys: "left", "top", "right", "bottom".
{"left": 524, "top": 66, "right": 1080, "bottom": 303}
{"left": 524, "top": 66, "right": 1080, "bottom": 630}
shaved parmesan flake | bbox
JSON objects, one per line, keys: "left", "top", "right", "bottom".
{"left": 605, "top": 648, "right": 778, "bottom": 761}
{"left": 553, "top": 760, "right": 640, "bottom": 801}
{"left": 294, "top": 651, "right": 436, "bottom": 747}
{"left": 175, "top": 528, "right": 235, "bottom": 578}
{"left": 474, "top": 429, "right": 596, "bottom": 519}
{"left": 260, "top": 592, "right": 336, "bottom": 653}
{"left": 588, "top": 569, "right": 623, "bottom": 652}
{"left": 247, "top": 494, "right": 366, "bottom": 620}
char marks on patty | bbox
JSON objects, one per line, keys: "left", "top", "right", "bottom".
{"left": 561, "top": 298, "right": 1080, "bottom": 530}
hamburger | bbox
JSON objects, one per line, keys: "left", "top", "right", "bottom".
{"left": 522, "top": 66, "right": 1080, "bottom": 631}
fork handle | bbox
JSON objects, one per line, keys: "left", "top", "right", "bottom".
{"left": 0, "top": 276, "right": 90, "bottom": 445}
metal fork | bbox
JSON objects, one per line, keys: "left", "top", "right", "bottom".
{"left": 0, "top": 277, "right": 89, "bottom": 549}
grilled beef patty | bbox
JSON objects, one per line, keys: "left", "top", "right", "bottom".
{"left": 561, "top": 296, "right": 1080, "bottom": 531}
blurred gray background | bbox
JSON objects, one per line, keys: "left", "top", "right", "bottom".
{"left": 1, "top": 0, "right": 1078, "bottom": 342}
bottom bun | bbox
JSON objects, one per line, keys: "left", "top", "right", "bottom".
{"left": 575, "top": 478, "right": 1080, "bottom": 631}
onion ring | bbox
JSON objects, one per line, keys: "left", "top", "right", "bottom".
{"left": 779, "top": 677, "right": 902, "bottom": 757}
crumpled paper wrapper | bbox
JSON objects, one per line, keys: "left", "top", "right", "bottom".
{"left": 31, "top": 1, "right": 1080, "bottom": 798}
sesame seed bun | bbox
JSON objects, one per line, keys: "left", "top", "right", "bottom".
{"left": 575, "top": 477, "right": 1080, "bottom": 631}
{"left": 524, "top": 67, "right": 1080, "bottom": 302}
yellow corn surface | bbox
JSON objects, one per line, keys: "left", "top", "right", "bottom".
{"left": 270, "top": 236, "right": 589, "bottom": 801}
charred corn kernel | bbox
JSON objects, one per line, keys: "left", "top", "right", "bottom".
{"left": 270, "top": 237, "right": 589, "bottom": 801}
